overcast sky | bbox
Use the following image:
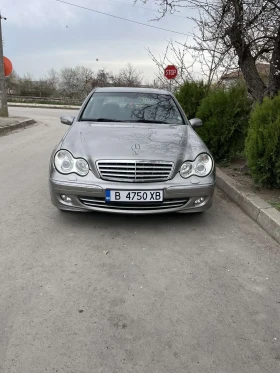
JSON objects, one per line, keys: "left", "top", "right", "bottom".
{"left": 2, "top": 0, "right": 196, "bottom": 82}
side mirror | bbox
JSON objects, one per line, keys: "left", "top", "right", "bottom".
{"left": 189, "top": 118, "right": 203, "bottom": 128}
{"left": 60, "top": 116, "right": 75, "bottom": 126}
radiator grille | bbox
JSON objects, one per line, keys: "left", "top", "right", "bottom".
{"left": 96, "top": 160, "right": 174, "bottom": 183}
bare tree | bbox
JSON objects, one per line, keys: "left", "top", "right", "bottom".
{"left": 91, "top": 69, "right": 112, "bottom": 88}
{"left": 145, "top": 40, "right": 195, "bottom": 90}
{"left": 117, "top": 63, "right": 143, "bottom": 87}
{"left": 47, "top": 68, "right": 60, "bottom": 93}
{"left": 6, "top": 70, "right": 20, "bottom": 94}
{"left": 7, "top": 65, "right": 147, "bottom": 99}
{"left": 59, "top": 66, "right": 93, "bottom": 98}
{"left": 91, "top": 64, "right": 143, "bottom": 88}
{"left": 18, "top": 73, "right": 35, "bottom": 96}
{"left": 138, "top": 0, "right": 280, "bottom": 100}
{"left": 141, "top": 30, "right": 237, "bottom": 92}
{"left": 35, "top": 79, "right": 53, "bottom": 97}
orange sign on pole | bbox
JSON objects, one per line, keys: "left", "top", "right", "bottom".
{"left": 3, "top": 56, "right": 12, "bottom": 76}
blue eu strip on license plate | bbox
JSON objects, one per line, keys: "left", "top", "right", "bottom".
{"left": 105, "top": 190, "right": 111, "bottom": 202}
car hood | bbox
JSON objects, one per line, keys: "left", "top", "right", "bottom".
{"left": 61, "top": 121, "right": 208, "bottom": 172}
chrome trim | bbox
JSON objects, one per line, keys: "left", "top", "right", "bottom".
{"left": 79, "top": 196, "right": 188, "bottom": 210}
{"left": 96, "top": 160, "right": 174, "bottom": 183}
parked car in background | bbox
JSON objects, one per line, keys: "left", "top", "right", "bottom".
{"left": 49, "top": 87, "right": 215, "bottom": 214}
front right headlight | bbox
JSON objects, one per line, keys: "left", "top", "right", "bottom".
{"left": 54, "top": 150, "right": 89, "bottom": 176}
{"left": 180, "top": 153, "right": 213, "bottom": 178}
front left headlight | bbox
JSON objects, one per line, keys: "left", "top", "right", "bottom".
{"left": 180, "top": 153, "right": 213, "bottom": 178}
{"left": 54, "top": 150, "right": 89, "bottom": 176}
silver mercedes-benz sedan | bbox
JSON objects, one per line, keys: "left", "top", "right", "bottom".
{"left": 49, "top": 87, "right": 215, "bottom": 214}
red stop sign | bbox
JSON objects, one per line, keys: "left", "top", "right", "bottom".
{"left": 164, "top": 65, "right": 177, "bottom": 80}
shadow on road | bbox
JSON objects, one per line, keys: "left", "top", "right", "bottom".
{"left": 55, "top": 209, "right": 211, "bottom": 232}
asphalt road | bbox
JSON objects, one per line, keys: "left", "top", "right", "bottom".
{"left": 0, "top": 107, "right": 280, "bottom": 373}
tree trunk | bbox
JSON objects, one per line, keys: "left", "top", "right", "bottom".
{"left": 228, "top": 33, "right": 267, "bottom": 101}
{"left": 268, "top": 23, "right": 280, "bottom": 98}
{"left": 238, "top": 53, "right": 267, "bottom": 101}
{"left": 227, "top": 34, "right": 267, "bottom": 100}
{"left": 227, "top": 1, "right": 267, "bottom": 101}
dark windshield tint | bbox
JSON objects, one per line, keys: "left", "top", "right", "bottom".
{"left": 80, "top": 92, "right": 184, "bottom": 125}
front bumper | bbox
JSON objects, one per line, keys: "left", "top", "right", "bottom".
{"left": 49, "top": 171, "right": 215, "bottom": 214}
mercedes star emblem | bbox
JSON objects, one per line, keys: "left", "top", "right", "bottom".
{"left": 131, "top": 144, "right": 140, "bottom": 155}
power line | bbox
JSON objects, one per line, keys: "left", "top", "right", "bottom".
{"left": 95, "top": 0, "right": 187, "bottom": 18}
{"left": 56, "top": 0, "right": 191, "bottom": 36}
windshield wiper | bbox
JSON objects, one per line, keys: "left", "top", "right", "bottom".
{"left": 81, "top": 118, "right": 124, "bottom": 122}
{"left": 81, "top": 118, "right": 172, "bottom": 124}
{"left": 129, "top": 119, "right": 169, "bottom": 124}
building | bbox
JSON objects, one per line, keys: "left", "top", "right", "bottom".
{"left": 220, "top": 63, "right": 270, "bottom": 88}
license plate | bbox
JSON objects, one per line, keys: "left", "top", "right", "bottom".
{"left": 105, "top": 190, "right": 163, "bottom": 202}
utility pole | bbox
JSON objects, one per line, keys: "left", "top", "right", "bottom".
{"left": 0, "top": 14, "right": 8, "bottom": 117}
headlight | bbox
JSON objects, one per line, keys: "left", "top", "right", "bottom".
{"left": 180, "top": 153, "right": 213, "bottom": 178}
{"left": 76, "top": 158, "right": 89, "bottom": 176}
{"left": 180, "top": 162, "right": 192, "bottom": 178}
{"left": 54, "top": 150, "right": 89, "bottom": 176}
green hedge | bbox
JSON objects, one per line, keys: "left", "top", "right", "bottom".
{"left": 175, "top": 81, "right": 208, "bottom": 120}
{"left": 245, "top": 96, "right": 280, "bottom": 188}
{"left": 196, "top": 84, "right": 252, "bottom": 161}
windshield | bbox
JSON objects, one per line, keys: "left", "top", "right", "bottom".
{"left": 80, "top": 92, "right": 184, "bottom": 125}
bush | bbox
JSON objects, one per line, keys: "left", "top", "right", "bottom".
{"left": 196, "top": 84, "right": 252, "bottom": 161}
{"left": 245, "top": 96, "right": 280, "bottom": 188}
{"left": 175, "top": 81, "right": 208, "bottom": 119}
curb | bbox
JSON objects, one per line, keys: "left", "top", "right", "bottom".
{"left": 8, "top": 103, "right": 80, "bottom": 110}
{"left": 216, "top": 167, "right": 280, "bottom": 245}
{"left": 0, "top": 119, "right": 36, "bottom": 136}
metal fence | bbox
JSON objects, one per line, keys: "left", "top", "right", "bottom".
{"left": 7, "top": 95, "right": 82, "bottom": 106}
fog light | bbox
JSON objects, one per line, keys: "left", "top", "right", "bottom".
{"left": 61, "top": 194, "right": 72, "bottom": 203}
{"left": 194, "top": 197, "right": 205, "bottom": 205}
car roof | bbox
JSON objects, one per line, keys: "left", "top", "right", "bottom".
{"left": 94, "top": 87, "right": 171, "bottom": 95}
